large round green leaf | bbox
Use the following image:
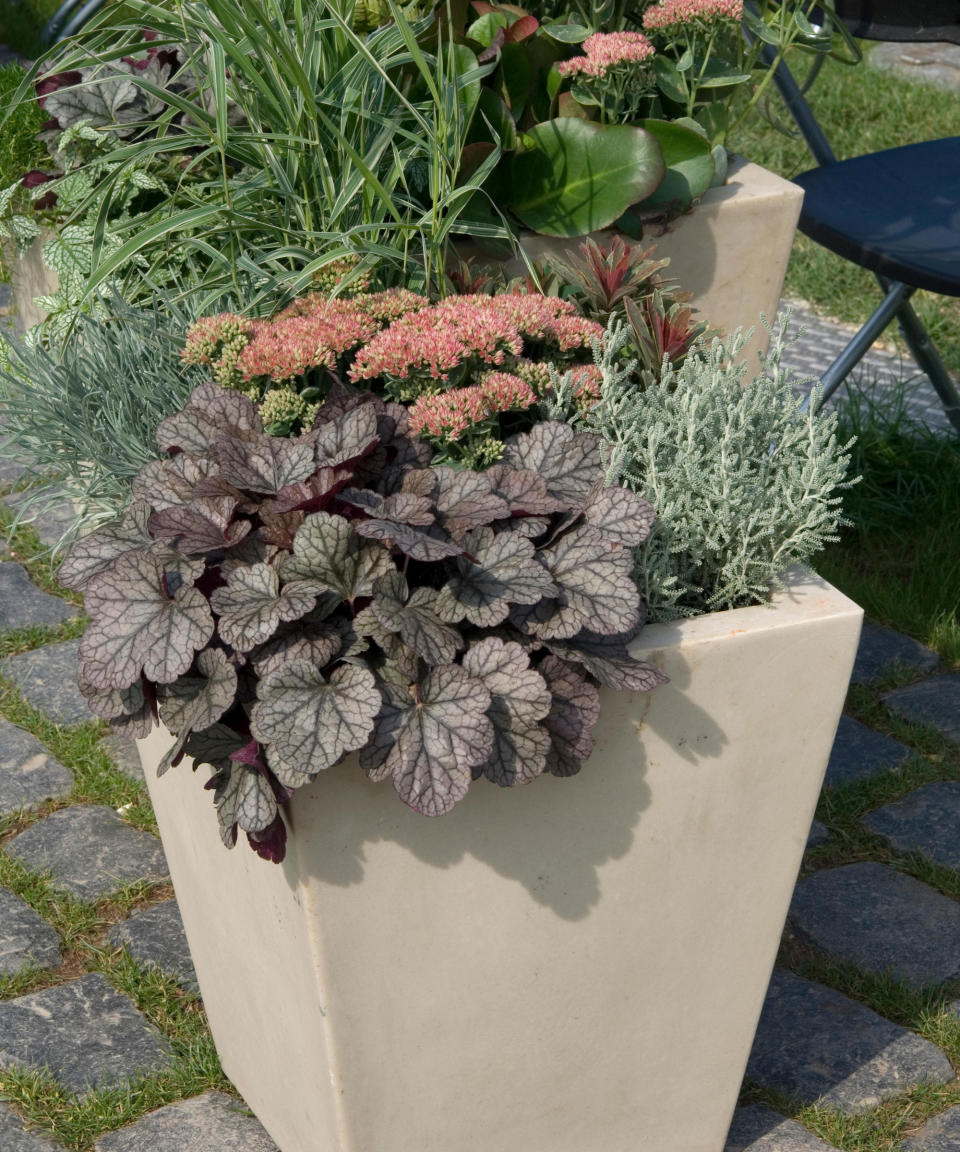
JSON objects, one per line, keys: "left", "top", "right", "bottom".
{"left": 636, "top": 118, "right": 714, "bottom": 210}
{"left": 508, "top": 118, "right": 665, "bottom": 237}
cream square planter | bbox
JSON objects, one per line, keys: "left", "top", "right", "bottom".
{"left": 139, "top": 566, "right": 861, "bottom": 1152}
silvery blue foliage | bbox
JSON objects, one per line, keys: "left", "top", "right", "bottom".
{"left": 547, "top": 314, "right": 856, "bottom": 621}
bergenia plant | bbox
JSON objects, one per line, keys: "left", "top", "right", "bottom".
{"left": 58, "top": 383, "right": 664, "bottom": 863}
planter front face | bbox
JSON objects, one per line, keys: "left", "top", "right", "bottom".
{"left": 140, "top": 569, "right": 861, "bottom": 1152}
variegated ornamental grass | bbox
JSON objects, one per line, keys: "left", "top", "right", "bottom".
{"left": 59, "top": 382, "right": 664, "bottom": 863}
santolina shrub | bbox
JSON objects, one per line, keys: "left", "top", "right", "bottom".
{"left": 60, "top": 383, "right": 665, "bottom": 863}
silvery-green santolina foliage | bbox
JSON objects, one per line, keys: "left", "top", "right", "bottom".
{"left": 550, "top": 317, "right": 855, "bottom": 620}
{"left": 60, "top": 383, "right": 665, "bottom": 863}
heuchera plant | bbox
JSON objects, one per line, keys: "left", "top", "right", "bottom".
{"left": 59, "top": 382, "right": 665, "bottom": 864}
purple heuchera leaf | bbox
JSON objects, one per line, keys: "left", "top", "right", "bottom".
{"left": 58, "top": 501, "right": 152, "bottom": 591}
{"left": 544, "top": 629, "right": 668, "bottom": 693}
{"left": 132, "top": 454, "right": 220, "bottom": 510}
{"left": 370, "top": 571, "right": 462, "bottom": 666}
{"left": 215, "top": 433, "right": 315, "bottom": 494}
{"left": 157, "top": 649, "right": 239, "bottom": 774}
{"left": 404, "top": 467, "right": 510, "bottom": 539}
{"left": 157, "top": 383, "right": 262, "bottom": 455}
{"left": 281, "top": 512, "right": 395, "bottom": 599}
{"left": 502, "top": 422, "right": 601, "bottom": 505}
{"left": 583, "top": 484, "right": 655, "bottom": 547}
{"left": 251, "top": 660, "right": 381, "bottom": 787}
{"left": 80, "top": 550, "right": 214, "bottom": 690}
{"left": 148, "top": 495, "right": 252, "bottom": 554}
{"left": 462, "top": 638, "right": 551, "bottom": 787}
{"left": 539, "top": 655, "right": 602, "bottom": 777}
{"left": 209, "top": 562, "right": 321, "bottom": 652}
{"left": 311, "top": 403, "right": 380, "bottom": 467}
{"left": 361, "top": 664, "right": 493, "bottom": 816}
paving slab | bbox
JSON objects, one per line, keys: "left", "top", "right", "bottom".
{"left": 725, "top": 1104, "right": 840, "bottom": 1151}
{"left": 789, "top": 862, "right": 960, "bottom": 988}
{"left": 0, "top": 640, "right": 90, "bottom": 727}
{"left": 864, "top": 782, "right": 960, "bottom": 873}
{"left": 0, "top": 563, "right": 76, "bottom": 631}
{"left": 0, "top": 1103, "right": 66, "bottom": 1152}
{"left": 0, "top": 887, "right": 61, "bottom": 975}
{"left": 823, "top": 715, "right": 913, "bottom": 787}
{"left": 101, "top": 734, "right": 144, "bottom": 781}
{"left": 869, "top": 41, "right": 960, "bottom": 91}
{"left": 902, "top": 1103, "right": 960, "bottom": 1150}
{"left": 745, "top": 969, "right": 954, "bottom": 1113}
{"left": 94, "top": 1091, "right": 278, "bottom": 1151}
{"left": 3, "top": 493, "right": 77, "bottom": 552}
{"left": 806, "top": 820, "right": 831, "bottom": 849}
{"left": 851, "top": 622, "right": 939, "bottom": 685}
{"left": 109, "top": 900, "right": 198, "bottom": 996}
{"left": 0, "top": 718, "right": 74, "bottom": 814}
{"left": 0, "top": 973, "right": 172, "bottom": 1095}
{"left": 883, "top": 675, "right": 960, "bottom": 743}
{"left": 7, "top": 806, "right": 168, "bottom": 902}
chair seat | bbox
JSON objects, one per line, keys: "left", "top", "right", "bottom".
{"left": 792, "top": 137, "right": 960, "bottom": 297}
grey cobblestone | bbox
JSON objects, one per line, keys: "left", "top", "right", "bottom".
{"left": 93, "top": 1091, "right": 278, "bottom": 1151}
{"left": 3, "top": 493, "right": 77, "bottom": 552}
{"left": 0, "top": 973, "right": 172, "bottom": 1095}
{"left": 109, "top": 901, "right": 198, "bottom": 996}
{"left": 0, "top": 563, "right": 77, "bottom": 630}
{"left": 864, "top": 782, "right": 960, "bottom": 873}
{"left": 824, "top": 715, "right": 913, "bottom": 787}
{"left": 789, "top": 862, "right": 960, "bottom": 988}
{"left": 725, "top": 1104, "right": 841, "bottom": 1151}
{"left": 883, "top": 675, "right": 960, "bottom": 743}
{"left": 0, "top": 640, "right": 91, "bottom": 726}
{"left": 0, "top": 1103, "right": 67, "bottom": 1151}
{"left": 902, "top": 1103, "right": 960, "bottom": 1150}
{"left": 850, "top": 621, "right": 939, "bottom": 685}
{"left": 746, "top": 969, "right": 954, "bottom": 1113}
{"left": 101, "top": 733, "right": 144, "bottom": 781}
{"left": 7, "top": 806, "right": 168, "bottom": 901}
{"left": 0, "top": 887, "right": 61, "bottom": 975}
{"left": 0, "top": 717, "right": 74, "bottom": 814}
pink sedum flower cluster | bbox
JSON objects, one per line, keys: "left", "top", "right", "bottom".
{"left": 350, "top": 294, "right": 604, "bottom": 386}
{"left": 409, "top": 372, "right": 537, "bottom": 442}
{"left": 642, "top": 0, "right": 743, "bottom": 31}
{"left": 557, "top": 31, "right": 656, "bottom": 80}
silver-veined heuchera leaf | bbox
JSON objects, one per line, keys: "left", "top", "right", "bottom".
{"left": 184, "top": 723, "right": 247, "bottom": 775}
{"left": 540, "top": 654, "right": 601, "bottom": 777}
{"left": 338, "top": 488, "right": 434, "bottom": 526}
{"left": 58, "top": 501, "right": 152, "bottom": 591}
{"left": 404, "top": 467, "right": 509, "bottom": 539}
{"left": 157, "top": 383, "right": 262, "bottom": 455}
{"left": 234, "top": 765, "right": 278, "bottom": 834}
{"left": 80, "top": 550, "right": 214, "bottom": 689}
{"left": 251, "top": 660, "right": 381, "bottom": 787}
{"left": 502, "top": 422, "right": 602, "bottom": 505}
{"left": 311, "top": 403, "right": 379, "bottom": 467}
{"left": 371, "top": 571, "right": 462, "bottom": 665}
{"left": 157, "top": 649, "right": 239, "bottom": 775}
{"left": 360, "top": 665, "right": 493, "bottom": 816}
{"left": 281, "top": 512, "right": 395, "bottom": 599}
{"left": 485, "top": 465, "right": 569, "bottom": 518}
{"left": 78, "top": 675, "right": 153, "bottom": 739}
{"left": 545, "top": 629, "right": 668, "bottom": 692}
{"left": 463, "top": 637, "right": 551, "bottom": 786}
{"left": 215, "top": 433, "right": 315, "bottom": 494}
{"left": 210, "top": 562, "right": 321, "bottom": 651}
{"left": 584, "top": 484, "right": 655, "bottom": 547}
{"left": 148, "top": 495, "right": 252, "bottom": 554}
{"left": 434, "top": 526, "right": 556, "bottom": 627}
{"left": 132, "top": 454, "right": 220, "bottom": 510}
{"left": 250, "top": 625, "right": 342, "bottom": 681}
{"left": 532, "top": 524, "right": 640, "bottom": 640}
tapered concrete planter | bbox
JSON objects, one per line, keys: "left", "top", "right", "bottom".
{"left": 138, "top": 567, "right": 861, "bottom": 1152}
{"left": 468, "top": 157, "right": 803, "bottom": 367}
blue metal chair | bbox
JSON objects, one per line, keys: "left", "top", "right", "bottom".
{"left": 755, "top": 0, "right": 960, "bottom": 433}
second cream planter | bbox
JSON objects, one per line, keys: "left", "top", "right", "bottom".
{"left": 138, "top": 566, "right": 862, "bottom": 1152}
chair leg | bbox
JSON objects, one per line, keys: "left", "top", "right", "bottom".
{"left": 806, "top": 281, "right": 914, "bottom": 407}
{"left": 893, "top": 300, "right": 960, "bottom": 436}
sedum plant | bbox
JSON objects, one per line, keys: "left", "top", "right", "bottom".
{"left": 59, "top": 382, "right": 664, "bottom": 862}
{"left": 548, "top": 316, "right": 855, "bottom": 619}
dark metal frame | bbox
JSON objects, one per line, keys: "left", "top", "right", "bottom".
{"left": 748, "top": 3, "right": 960, "bottom": 433}
{"left": 42, "top": 0, "right": 110, "bottom": 47}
